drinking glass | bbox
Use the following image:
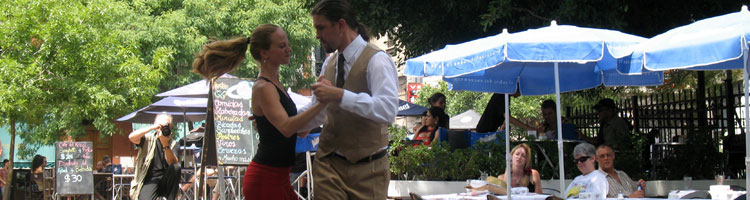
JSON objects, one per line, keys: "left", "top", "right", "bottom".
{"left": 683, "top": 176, "right": 693, "bottom": 190}
{"left": 716, "top": 174, "right": 725, "bottom": 185}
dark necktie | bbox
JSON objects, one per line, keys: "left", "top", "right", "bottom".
{"left": 336, "top": 53, "right": 346, "bottom": 87}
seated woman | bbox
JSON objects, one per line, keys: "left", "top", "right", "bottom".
{"left": 412, "top": 107, "right": 447, "bottom": 147}
{"left": 471, "top": 143, "right": 542, "bottom": 194}
{"left": 566, "top": 143, "right": 608, "bottom": 198}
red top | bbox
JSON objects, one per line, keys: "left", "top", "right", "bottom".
{"left": 412, "top": 127, "right": 435, "bottom": 147}
{"left": 0, "top": 168, "right": 7, "bottom": 187}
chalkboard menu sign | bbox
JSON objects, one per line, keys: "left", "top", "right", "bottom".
{"left": 55, "top": 141, "right": 94, "bottom": 195}
{"left": 212, "top": 77, "right": 258, "bottom": 165}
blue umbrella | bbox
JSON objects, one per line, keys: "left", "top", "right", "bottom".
{"left": 156, "top": 74, "right": 236, "bottom": 97}
{"left": 420, "top": 23, "right": 664, "bottom": 95}
{"left": 405, "top": 22, "right": 663, "bottom": 196}
{"left": 116, "top": 97, "right": 208, "bottom": 123}
{"left": 618, "top": 6, "right": 750, "bottom": 74}
{"left": 397, "top": 100, "right": 428, "bottom": 116}
{"left": 617, "top": 6, "right": 750, "bottom": 189}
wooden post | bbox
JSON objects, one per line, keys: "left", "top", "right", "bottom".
{"left": 632, "top": 96, "right": 640, "bottom": 130}
{"left": 697, "top": 71, "right": 708, "bottom": 134}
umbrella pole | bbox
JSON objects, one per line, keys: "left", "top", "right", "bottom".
{"left": 554, "top": 62, "right": 566, "bottom": 196}
{"left": 505, "top": 93, "right": 511, "bottom": 198}
{"left": 183, "top": 109, "right": 187, "bottom": 168}
{"left": 743, "top": 43, "right": 749, "bottom": 191}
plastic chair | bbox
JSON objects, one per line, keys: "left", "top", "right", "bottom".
{"left": 542, "top": 188, "right": 561, "bottom": 197}
{"left": 293, "top": 133, "right": 320, "bottom": 200}
{"left": 409, "top": 192, "right": 424, "bottom": 200}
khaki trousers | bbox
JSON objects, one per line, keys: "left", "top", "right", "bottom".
{"left": 313, "top": 154, "right": 389, "bottom": 199}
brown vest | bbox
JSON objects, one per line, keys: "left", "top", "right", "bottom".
{"left": 317, "top": 43, "right": 390, "bottom": 163}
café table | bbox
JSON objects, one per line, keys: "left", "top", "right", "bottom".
{"left": 422, "top": 192, "right": 550, "bottom": 200}
{"left": 94, "top": 173, "right": 113, "bottom": 200}
{"left": 112, "top": 174, "right": 135, "bottom": 200}
{"left": 422, "top": 193, "right": 710, "bottom": 200}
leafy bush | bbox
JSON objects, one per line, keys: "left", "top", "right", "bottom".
{"left": 388, "top": 125, "right": 649, "bottom": 181}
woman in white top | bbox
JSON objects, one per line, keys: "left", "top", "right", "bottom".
{"left": 566, "top": 143, "right": 609, "bottom": 198}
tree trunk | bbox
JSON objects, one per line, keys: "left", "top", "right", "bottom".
{"left": 3, "top": 117, "right": 15, "bottom": 200}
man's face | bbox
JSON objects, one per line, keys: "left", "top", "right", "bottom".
{"left": 313, "top": 15, "right": 341, "bottom": 53}
{"left": 155, "top": 115, "right": 172, "bottom": 128}
{"left": 431, "top": 98, "right": 446, "bottom": 109}
{"left": 596, "top": 146, "right": 615, "bottom": 171}
{"left": 597, "top": 107, "right": 614, "bottom": 121}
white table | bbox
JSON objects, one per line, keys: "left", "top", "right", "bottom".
{"left": 422, "top": 193, "right": 549, "bottom": 200}
{"left": 112, "top": 174, "right": 135, "bottom": 200}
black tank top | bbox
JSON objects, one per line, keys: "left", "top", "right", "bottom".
{"left": 251, "top": 77, "right": 297, "bottom": 167}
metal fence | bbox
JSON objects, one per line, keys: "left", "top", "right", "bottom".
{"left": 566, "top": 82, "right": 748, "bottom": 179}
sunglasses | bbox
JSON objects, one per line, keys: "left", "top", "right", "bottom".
{"left": 574, "top": 156, "right": 591, "bottom": 164}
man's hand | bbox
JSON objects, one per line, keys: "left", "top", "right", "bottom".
{"left": 312, "top": 76, "right": 344, "bottom": 103}
{"left": 629, "top": 190, "right": 645, "bottom": 198}
{"left": 628, "top": 179, "right": 647, "bottom": 198}
{"left": 317, "top": 76, "right": 333, "bottom": 87}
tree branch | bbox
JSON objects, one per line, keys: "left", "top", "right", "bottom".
{"left": 512, "top": 7, "right": 554, "bottom": 22}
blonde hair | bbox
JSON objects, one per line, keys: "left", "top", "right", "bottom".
{"left": 511, "top": 143, "right": 533, "bottom": 175}
{"left": 192, "top": 24, "right": 280, "bottom": 80}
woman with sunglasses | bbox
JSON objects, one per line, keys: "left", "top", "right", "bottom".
{"left": 565, "top": 142, "right": 609, "bottom": 198}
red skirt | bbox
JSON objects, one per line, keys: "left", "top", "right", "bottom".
{"left": 242, "top": 162, "right": 298, "bottom": 200}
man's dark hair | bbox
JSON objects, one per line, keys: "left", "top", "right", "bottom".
{"left": 103, "top": 155, "right": 111, "bottom": 164}
{"left": 2, "top": 159, "right": 8, "bottom": 165}
{"left": 310, "top": 0, "right": 371, "bottom": 41}
{"left": 428, "top": 93, "right": 446, "bottom": 105}
{"left": 541, "top": 99, "right": 556, "bottom": 110}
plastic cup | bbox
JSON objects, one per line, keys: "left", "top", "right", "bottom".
{"left": 716, "top": 175, "right": 725, "bottom": 185}
{"left": 683, "top": 176, "right": 693, "bottom": 190}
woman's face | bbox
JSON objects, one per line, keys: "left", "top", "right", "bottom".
{"left": 424, "top": 111, "right": 437, "bottom": 127}
{"left": 263, "top": 28, "right": 292, "bottom": 65}
{"left": 574, "top": 153, "right": 596, "bottom": 174}
{"left": 512, "top": 148, "right": 527, "bottom": 169}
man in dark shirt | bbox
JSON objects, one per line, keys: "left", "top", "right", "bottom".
{"left": 128, "top": 113, "right": 181, "bottom": 200}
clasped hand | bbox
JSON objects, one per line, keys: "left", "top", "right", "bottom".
{"left": 311, "top": 76, "right": 343, "bottom": 104}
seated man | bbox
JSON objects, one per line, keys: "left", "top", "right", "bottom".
{"left": 597, "top": 145, "right": 646, "bottom": 198}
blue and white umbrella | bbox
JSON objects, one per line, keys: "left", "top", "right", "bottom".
{"left": 405, "top": 22, "right": 663, "bottom": 196}
{"left": 618, "top": 6, "right": 750, "bottom": 74}
{"left": 618, "top": 6, "right": 750, "bottom": 189}
{"left": 116, "top": 96, "right": 208, "bottom": 123}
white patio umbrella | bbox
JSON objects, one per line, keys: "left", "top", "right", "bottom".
{"left": 406, "top": 21, "right": 662, "bottom": 196}
{"left": 618, "top": 6, "right": 750, "bottom": 189}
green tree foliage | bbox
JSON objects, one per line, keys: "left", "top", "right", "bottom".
{"left": 347, "top": 0, "right": 743, "bottom": 58}
{"left": 0, "top": 0, "right": 317, "bottom": 156}
{"left": 413, "top": 82, "right": 492, "bottom": 116}
{"left": 0, "top": 0, "right": 166, "bottom": 156}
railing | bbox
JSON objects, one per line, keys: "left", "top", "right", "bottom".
{"left": 567, "top": 82, "right": 748, "bottom": 180}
